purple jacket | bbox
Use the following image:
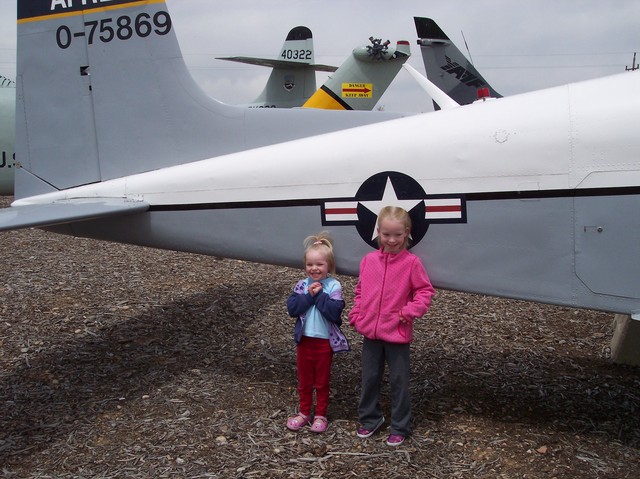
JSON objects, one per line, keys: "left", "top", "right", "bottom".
{"left": 349, "top": 248, "right": 435, "bottom": 344}
{"left": 287, "top": 277, "right": 350, "bottom": 352}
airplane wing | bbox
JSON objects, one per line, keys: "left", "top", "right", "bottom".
{"left": 0, "top": 198, "right": 149, "bottom": 232}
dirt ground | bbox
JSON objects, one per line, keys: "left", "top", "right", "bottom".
{"left": 0, "top": 198, "right": 639, "bottom": 478}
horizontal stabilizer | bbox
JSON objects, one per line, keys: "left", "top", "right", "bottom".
{"left": 0, "top": 198, "right": 149, "bottom": 232}
{"left": 402, "top": 64, "right": 460, "bottom": 110}
{"left": 217, "top": 56, "right": 337, "bottom": 72}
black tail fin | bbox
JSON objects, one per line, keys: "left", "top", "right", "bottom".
{"left": 414, "top": 17, "right": 501, "bottom": 109}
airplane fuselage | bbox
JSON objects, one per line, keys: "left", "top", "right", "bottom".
{"left": 6, "top": 0, "right": 639, "bottom": 322}
{"left": 15, "top": 72, "right": 640, "bottom": 315}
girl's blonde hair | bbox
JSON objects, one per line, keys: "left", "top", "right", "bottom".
{"left": 303, "top": 231, "right": 336, "bottom": 274}
{"left": 377, "top": 206, "right": 412, "bottom": 250}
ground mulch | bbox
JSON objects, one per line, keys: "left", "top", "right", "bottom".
{"left": 0, "top": 197, "right": 638, "bottom": 478}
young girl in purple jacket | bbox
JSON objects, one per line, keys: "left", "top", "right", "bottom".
{"left": 349, "top": 206, "right": 435, "bottom": 446}
{"left": 286, "top": 232, "right": 349, "bottom": 434}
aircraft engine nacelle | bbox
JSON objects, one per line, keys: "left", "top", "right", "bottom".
{"left": 353, "top": 38, "right": 410, "bottom": 62}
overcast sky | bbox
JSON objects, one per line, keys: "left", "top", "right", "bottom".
{"left": 0, "top": 1, "right": 638, "bottom": 112}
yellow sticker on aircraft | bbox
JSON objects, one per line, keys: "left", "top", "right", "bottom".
{"left": 342, "top": 83, "right": 373, "bottom": 98}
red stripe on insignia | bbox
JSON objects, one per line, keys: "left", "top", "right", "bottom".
{"left": 326, "top": 208, "right": 358, "bottom": 214}
{"left": 425, "top": 205, "right": 461, "bottom": 213}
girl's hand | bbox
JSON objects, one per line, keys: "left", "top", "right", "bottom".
{"left": 308, "top": 282, "right": 323, "bottom": 296}
{"left": 399, "top": 313, "right": 408, "bottom": 325}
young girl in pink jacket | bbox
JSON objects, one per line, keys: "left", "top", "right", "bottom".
{"left": 349, "top": 206, "right": 435, "bottom": 446}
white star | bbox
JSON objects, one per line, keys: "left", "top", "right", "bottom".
{"left": 359, "top": 177, "right": 424, "bottom": 240}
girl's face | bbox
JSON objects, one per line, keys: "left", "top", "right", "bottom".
{"left": 305, "top": 249, "right": 329, "bottom": 281}
{"left": 378, "top": 217, "right": 409, "bottom": 253}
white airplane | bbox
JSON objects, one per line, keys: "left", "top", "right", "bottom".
{"left": 0, "top": 77, "right": 15, "bottom": 195}
{"left": 3, "top": 0, "right": 639, "bottom": 337}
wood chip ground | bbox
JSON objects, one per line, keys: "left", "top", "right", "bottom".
{"left": 0, "top": 197, "right": 638, "bottom": 478}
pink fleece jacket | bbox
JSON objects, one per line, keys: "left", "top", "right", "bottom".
{"left": 348, "top": 248, "right": 435, "bottom": 344}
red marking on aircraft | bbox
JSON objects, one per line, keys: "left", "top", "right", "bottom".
{"left": 343, "top": 86, "right": 371, "bottom": 94}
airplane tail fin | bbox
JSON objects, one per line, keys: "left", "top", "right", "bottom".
{"left": 217, "top": 26, "right": 337, "bottom": 108}
{"left": 303, "top": 39, "right": 410, "bottom": 110}
{"left": 414, "top": 17, "right": 501, "bottom": 109}
{"left": 16, "top": 0, "right": 247, "bottom": 198}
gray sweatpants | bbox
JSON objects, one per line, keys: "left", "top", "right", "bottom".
{"left": 358, "top": 337, "right": 411, "bottom": 436}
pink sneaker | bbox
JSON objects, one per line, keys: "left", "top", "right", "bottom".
{"left": 310, "top": 415, "right": 328, "bottom": 433}
{"left": 386, "top": 434, "right": 405, "bottom": 446}
{"left": 286, "top": 413, "right": 311, "bottom": 431}
{"left": 356, "top": 416, "right": 384, "bottom": 438}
